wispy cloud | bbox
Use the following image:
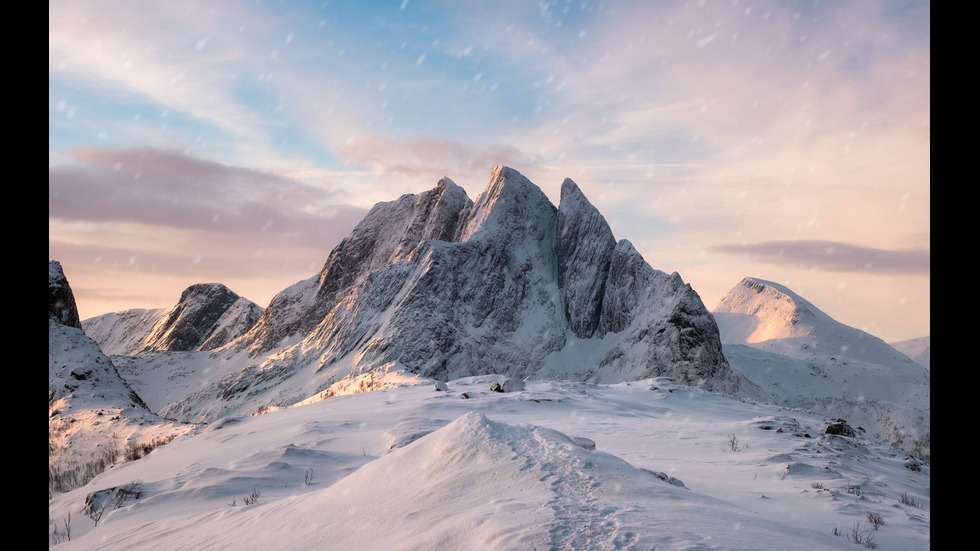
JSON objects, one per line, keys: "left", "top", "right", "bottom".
{"left": 49, "top": 147, "right": 365, "bottom": 250}
{"left": 709, "top": 240, "right": 929, "bottom": 276}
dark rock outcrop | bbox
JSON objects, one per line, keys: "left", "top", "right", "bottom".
{"left": 49, "top": 260, "right": 81, "bottom": 329}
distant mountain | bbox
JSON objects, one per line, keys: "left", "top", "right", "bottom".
{"left": 712, "top": 277, "right": 930, "bottom": 460}
{"left": 890, "top": 336, "right": 930, "bottom": 370}
{"left": 91, "top": 167, "right": 739, "bottom": 423}
{"left": 48, "top": 261, "right": 196, "bottom": 493}
{"left": 83, "top": 283, "right": 262, "bottom": 356}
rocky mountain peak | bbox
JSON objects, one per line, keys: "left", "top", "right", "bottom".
{"left": 458, "top": 165, "right": 556, "bottom": 243}
{"left": 83, "top": 282, "right": 262, "bottom": 355}
{"left": 49, "top": 260, "right": 81, "bottom": 329}
{"left": 91, "top": 167, "right": 739, "bottom": 421}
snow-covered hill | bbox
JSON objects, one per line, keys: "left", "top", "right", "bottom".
{"left": 713, "top": 277, "right": 930, "bottom": 461}
{"left": 47, "top": 374, "right": 930, "bottom": 550}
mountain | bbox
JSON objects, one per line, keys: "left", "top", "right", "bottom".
{"left": 712, "top": 277, "right": 930, "bottom": 461}
{"left": 83, "top": 283, "right": 263, "bottom": 356}
{"left": 116, "top": 166, "right": 737, "bottom": 423}
{"left": 48, "top": 261, "right": 196, "bottom": 495}
{"left": 890, "top": 336, "right": 930, "bottom": 370}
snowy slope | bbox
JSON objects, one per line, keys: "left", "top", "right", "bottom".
{"left": 713, "top": 277, "right": 930, "bottom": 461}
{"left": 48, "top": 262, "right": 197, "bottom": 496}
{"left": 890, "top": 336, "right": 930, "bottom": 370}
{"left": 48, "top": 375, "right": 930, "bottom": 550}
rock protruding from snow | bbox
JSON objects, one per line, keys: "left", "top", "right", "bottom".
{"left": 49, "top": 260, "right": 81, "bottom": 329}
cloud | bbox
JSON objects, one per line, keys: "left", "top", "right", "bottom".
{"left": 709, "top": 240, "right": 929, "bottom": 276}
{"left": 49, "top": 147, "right": 365, "bottom": 250}
{"left": 338, "top": 134, "right": 540, "bottom": 185}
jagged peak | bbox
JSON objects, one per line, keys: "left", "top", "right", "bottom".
{"left": 436, "top": 175, "right": 461, "bottom": 194}
{"left": 176, "top": 282, "right": 239, "bottom": 304}
{"left": 558, "top": 177, "right": 587, "bottom": 206}
{"left": 49, "top": 260, "right": 82, "bottom": 329}
{"left": 459, "top": 166, "right": 555, "bottom": 242}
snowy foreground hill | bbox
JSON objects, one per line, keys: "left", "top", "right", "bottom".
{"left": 50, "top": 167, "right": 929, "bottom": 549}
{"left": 49, "top": 273, "right": 931, "bottom": 550}
{"left": 48, "top": 370, "right": 930, "bottom": 550}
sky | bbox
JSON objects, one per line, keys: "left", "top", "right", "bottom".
{"left": 49, "top": 0, "right": 930, "bottom": 343}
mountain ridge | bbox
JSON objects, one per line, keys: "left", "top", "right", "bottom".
{"left": 84, "top": 166, "right": 736, "bottom": 423}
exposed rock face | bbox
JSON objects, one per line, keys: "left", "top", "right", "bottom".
{"left": 238, "top": 177, "right": 474, "bottom": 356}
{"left": 143, "top": 283, "right": 262, "bottom": 352}
{"left": 556, "top": 178, "right": 616, "bottom": 339}
{"left": 83, "top": 283, "right": 263, "bottom": 355}
{"left": 49, "top": 260, "right": 81, "bottom": 329}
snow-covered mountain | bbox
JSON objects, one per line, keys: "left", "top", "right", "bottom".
{"left": 116, "top": 166, "right": 737, "bottom": 423}
{"left": 83, "top": 283, "right": 262, "bottom": 356}
{"left": 48, "top": 261, "right": 196, "bottom": 496}
{"left": 890, "top": 336, "right": 930, "bottom": 370}
{"left": 712, "top": 277, "right": 930, "bottom": 461}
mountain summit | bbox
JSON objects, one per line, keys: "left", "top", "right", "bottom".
{"left": 124, "top": 166, "right": 737, "bottom": 422}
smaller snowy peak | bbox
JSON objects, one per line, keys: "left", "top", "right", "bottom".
{"left": 712, "top": 277, "right": 827, "bottom": 343}
{"left": 84, "top": 282, "right": 262, "bottom": 355}
{"left": 713, "top": 277, "right": 927, "bottom": 372}
{"left": 49, "top": 260, "right": 81, "bottom": 329}
{"left": 142, "top": 283, "right": 261, "bottom": 352}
